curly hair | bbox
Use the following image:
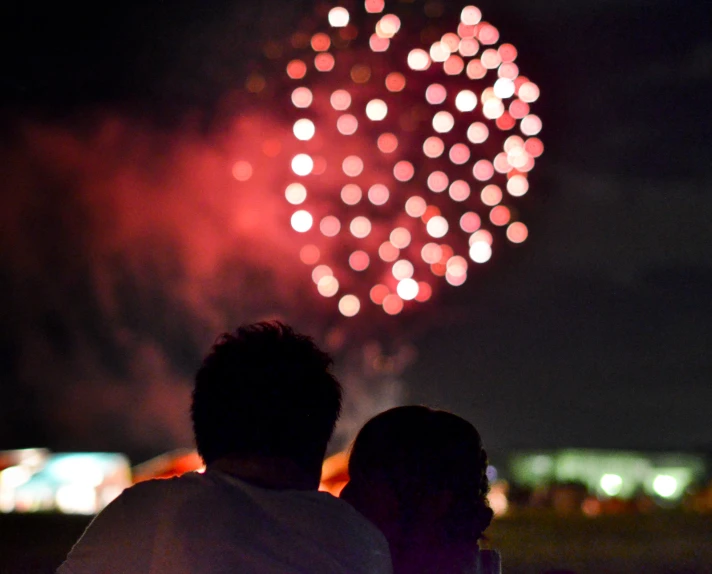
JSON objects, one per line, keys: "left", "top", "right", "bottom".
{"left": 191, "top": 321, "right": 342, "bottom": 474}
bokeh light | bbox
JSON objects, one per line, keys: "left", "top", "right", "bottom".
{"left": 291, "top": 210, "right": 313, "bottom": 233}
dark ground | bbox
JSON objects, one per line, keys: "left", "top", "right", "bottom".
{"left": 1, "top": 511, "right": 710, "bottom": 574}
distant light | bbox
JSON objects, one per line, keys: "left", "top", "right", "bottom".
{"left": 339, "top": 294, "right": 360, "bottom": 317}
{"left": 423, "top": 136, "right": 445, "bottom": 158}
{"left": 449, "top": 180, "right": 471, "bottom": 201}
{"left": 314, "top": 53, "right": 335, "bottom": 72}
{"left": 0, "top": 466, "right": 31, "bottom": 489}
{"left": 291, "top": 210, "right": 313, "bottom": 232}
{"left": 379, "top": 241, "right": 400, "bottom": 262}
{"left": 232, "top": 161, "right": 252, "bottom": 182}
{"left": 499, "top": 43, "right": 518, "bottom": 62}
{"left": 370, "top": 34, "right": 390, "bottom": 52}
{"left": 494, "top": 78, "right": 515, "bottom": 99}
{"left": 600, "top": 474, "right": 623, "bottom": 497}
{"left": 349, "top": 250, "right": 370, "bottom": 271}
{"left": 311, "top": 33, "right": 331, "bottom": 52}
{"left": 519, "top": 82, "right": 540, "bottom": 103}
{"left": 449, "top": 143, "right": 471, "bottom": 165}
{"left": 291, "top": 87, "right": 313, "bottom": 108}
{"left": 390, "top": 227, "right": 411, "bottom": 249}
{"left": 430, "top": 41, "right": 451, "bottom": 63}
{"left": 382, "top": 293, "right": 404, "bottom": 315}
{"left": 470, "top": 229, "right": 493, "bottom": 246}
{"left": 317, "top": 275, "right": 339, "bottom": 297}
{"left": 365, "top": 0, "right": 385, "bottom": 13}
{"left": 525, "top": 137, "right": 545, "bottom": 157}
{"left": 509, "top": 99, "right": 530, "bottom": 119}
{"left": 370, "top": 284, "right": 389, "bottom": 305}
{"left": 377, "top": 133, "right": 398, "bottom": 153}
{"left": 421, "top": 243, "right": 443, "bottom": 264}
{"left": 482, "top": 98, "right": 505, "bottom": 119}
{"left": 291, "top": 154, "right": 314, "bottom": 176}
{"left": 427, "top": 171, "right": 449, "bottom": 192}
{"left": 446, "top": 271, "right": 467, "bottom": 286}
{"left": 299, "top": 244, "right": 320, "bottom": 265}
{"left": 490, "top": 205, "right": 511, "bottom": 226}
{"left": 341, "top": 184, "right": 362, "bottom": 205}
{"left": 405, "top": 196, "right": 427, "bottom": 217}
{"left": 312, "top": 265, "right": 333, "bottom": 284}
{"left": 507, "top": 221, "right": 529, "bottom": 243}
{"left": 652, "top": 475, "right": 678, "bottom": 499}
{"left": 366, "top": 99, "right": 388, "bottom": 121}
{"left": 55, "top": 485, "right": 98, "bottom": 515}
{"left": 393, "top": 160, "right": 415, "bottom": 182}
{"left": 408, "top": 49, "right": 431, "bottom": 71}
{"left": 337, "top": 114, "right": 359, "bottom": 135}
{"left": 481, "top": 48, "right": 502, "bottom": 69}
{"left": 521, "top": 114, "right": 543, "bottom": 136}
{"left": 466, "top": 59, "right": 486, "bottom": 79}
{"left": 473, "top": 160, "right": 495, "bottom": 182}
{"left": 459, "top": 38, "right": 479, "bottom": 57}
{"left": 320, "top": 215, "right": 341, "bottom": 237}
{"left": 342, "top": 155, "right": 364, "bottom": 177}
{"left": 470, "top": 241, "right": 492, "bottom": 263}
{"left": 377, "top": 14, "right": 401, "bottom": 38}
{"left": 287, "top": 59, "right": 307, "bottom": 79}
{"left": 499, "top": 62, "right": 519, "bottom": 80}
{"left": 455, "top": 90, "right": 477, "bottom": 112}
{"left": 467, "top": 122, "right": 489, "bottom": 144}
{"left": 385, "top": 72, "right": 406, "bottom": 92}
{"left": 433, "top": 111, "right": 455, "bottom": 133}
{"left": 368, "top": 184, "right": 390, "bottom": 205}
{"left": 293, "top": 118, "right": 315, "bottom": 141}
{"left": 443, "top": 55, "right": 465, "bottom": 75}
{"left": 460, "top": 212, "right": 481, "bottom": 233}
{"left": 426, "top": 83, "right": 447, "bottom": 105}
{"left": 415, "top": 281, "right": 432, "bottom": 302}
{"left": 392, "top": 259, "right": 415, "bottom": 280}
{"left": 350, "top": 216, "right": 372, "bottom": 238}
{"left": 328, "top": 7, "right": 350, "bottom": 27}
{"left": 507, "top": 175, "right": 529, "bottom": 196}
{"left": 478, "top": 23, "right": 500, "bottom": 45}
{"left": 426, "top": 215, "right": 448, "bottom": 238}
{"left": 481, "top": 184, "right": 502, "bottom": 205}
{"left": 461, "top": 6, "right": 482, "bottom": 26}
{"left": 330, "top": 89, "right": 352, "bottom": 110}
{"left": 285, "top": 183, "right": 307, "bottom": 205}
{"left": 397, "top": 278, "right": 419, "bottom": 300}
{"left": 447, "top": 255, "right": 468, "bottom": 278}
{"left": 351, "top": 64, "right": 372, "bottom": 83}
{"left": 441, "top": 32, "right": 460, "bottom": 52}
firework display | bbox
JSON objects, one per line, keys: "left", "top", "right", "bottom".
{"left": 244, "top": 1, "right": 542, "bottom": 316}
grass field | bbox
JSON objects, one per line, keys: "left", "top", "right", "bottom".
{"left": 1, "top": 511, "right": 711, "bottom": 573}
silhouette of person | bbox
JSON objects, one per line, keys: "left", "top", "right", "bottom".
{"left": 59, "top": 321, "right": 392, "bottom": 574}
{"left": 341, "top": 406, "right": 498, "bottom": 574}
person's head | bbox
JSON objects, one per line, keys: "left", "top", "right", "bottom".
{"left": 342, "top": 406, "right": 493, "bottom": 572}
{"left": 191, "top": 321, "right": 342, "bottom": 480}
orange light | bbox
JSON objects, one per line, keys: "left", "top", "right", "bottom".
{"left": 349, "top": 250, "right": 370, "bottom": 271}
{"left": 432, "top": 111, "right": 455, "bottom": 133}
{"left": 461, "top": 6, "right": 482, "bottom": 25}
{"left": 455, "top": 90, "right": 477, "bottom": 112}
{"left": 426, "top": 83, "right": 447, "bottom": 105}
{"left": 524, "top": 137, "right": 544, "bottom": 157}
{"left": 385, "top": 72, "right": 406, "bottom": 92}
{"left": 481, "top": 183, "right": 502, "bottom": 205}
{"left": 473, "top": 160, "right": 495, "bottom": 182}
{"left": 370, "top": 33, "right": 390, "bottom": 52}
{"left": 460, "top": 212, "right": 481, "bottom": 233}
{"left": 342, "top": 155, "right": 364, "bottom": 177}
{"left": 320, "top": 215, "right": 341, "bottom": 236}
{"left": 291, "top": 154, "right": 314, "bottom": 176}
{"left": 311, "top": 33, "right": 331, "bottom": 52}
{"left": 336, "top": 114, "right": 358, "bottom": 135}
{"left": 351, "top": 64, "right": 372, "bottom": 83}
{"left": 499, "top": 43, "right": 518, "bottom": 62}
{"left": 370, "top": 284, "right": 389, "bottom": 305}
{"left": 421, "top": 243, "right": 442, "bottom": 264}
{"left": 427, "top": 171, "right": 449, "bottom": 193}
{"left": 317, "top": 275, "right": 339, "bottom": 297}
{"left": 366, "top": 99, "right": 388, "bottom": 121}
{"left": 379, "top": 241, "right": 400, "bottom": 262}
{"left": 382, "top": 293, "right": 404, "bottom": 315}
{"left": 368, "top": 183, "right": 390, "bottom": 205}
{"left": 449, "top": 143, "right": 471, "bottom": 165}
{"left": 285, "top": 182, "right": 307, "bottom": 204}
{"left": 405, "top": 196, "right": 427, "bottom": 217}
{"left": 490, "top": 205, "right": 511, "bottom": 226}
{"left": 341, "top": 184, "right": 362, "bottom": 205}
{"left": 299, "top": 244, "right": 320, "bottom": 265}
{"left": 466, "top": 59, "right": 486, "bottom": 79}
{"left": 507, "top": 174, "right": 529, "bottom": 196}
{"left": 350, "top": 216, "right": 371, "bottom": 238}
{"left": 467, "top": 122, "right": 489, "bottom": 144}
{"left": 449, "top": 180, "right": 470, "bottom": 202}
{"left": 287, "top": 60, "right": 307, "bottom": 79}
{"left": 496, "top": 112, "right": 516, "bottom": 131}
{"left": 421, "top": 205, "right": 441, "bottom": 224}
{"left": 407, "top": 49, "right": 431, "bottom": 71}
{"left": 415, "top": 282, "right": 432, "bottom": 302}
{"left": 426, "top": 215, "right": 448, "bottom": 238}
{"left": 397, "top": 278, "right": 419, "bottom": 301}
{"left": 291, "top": 210, "right": 313, "bottom": 233}
{"left": 291, "top": 87, "right": 313, "bottom": 108}
{"left": 423, "top": 136, "right": 445, "bottom": 158}
{"left": 330, "top": 89, "right": 352, "bottom": 110}
{"left": 478, "top": 23, "right": 499, "bottom": 45}
{"left": 338, "top": 294, "right": 360, "bottom": 317}
{"left": 312, "top": 265, "right": 333, "bottom": 284}
{"left": 507, "top": 221, "right": 528, "bottom": 243}
{"left": 232, "top": 160, "right": 252, "bottom": 181}
{"left": 293, "top": 118, "right": 315, "bottom": 141}
{"left": 521, "top": 114, "right": 542, "bottom": 136}
{"left": 377, "top": 133, "right": 398, "bottom": 153}
{"left": 393, "top": 160, "right": 415, "bottom": 182}
{"left": 328, "top": 7, "right": 350, "bottom": 27}
{"left": 315, "top": 53, "right": 335, "bottom": 72}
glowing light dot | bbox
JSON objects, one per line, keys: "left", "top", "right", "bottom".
{"left": 377, "top": 133, "right": 398, "bottom": 153}
{"left": 328, "top": 7, "right": 350, "bottom": 27}
{"left": 478, "top": 24, "right": 500, "bottom": 45}
{"left": 466, "top": 59, "right": 487, "bottom": 79}
{"left": 311, "top": 33, "right": 331, "bottom": 52}
{"left": 447, "top": 255, "right": 468, "bottom": 278}
{"left": 446, "top": 271, "right": 467, "bottom": 286}
{"left": 370, "top": 284, "right": 389, "bottom": 305}
{"left": 377, "top": 14, "right": 401, "bottom": 38}
{"left": 337, "top": 114, "right": 359, "bottom": 135}
{"left": 385, "top": 72, "right": 406, "bottom": 92}
{"left": 433, "top": 111, "right": 455, "bottom": 133}
{"left": 291, "top": 210, "right": 313, "bottom": 233}
{"left": 473, "top": 160, "right": 495, "bottom": 182}
{"left": 382, "top": 293, "right": 404, "bottom": 315}
{"left": 393, "top": 160, "right": 415, "bottom": 182}
{"left": 341, "top": 184, "right": 362, "bottom": 205}
{"left": 470, "top": 229, "right": 493, "bottom": 246}
{"left": 525, "top": 137, "right": 545, "bottom": 157}
{"left": 467, "top": 122, "right": 489, "bottom": 144}
{"left": 320, "top": 215, "right": 341, "bottom": 236}
{"left": 405, "top": 196, "right": 427, "bottom": 217}
{"left": 379, "top": 241, "right": 400, "bottom": 262}
{"left": 285, "top": 183, "right": 307, "bottom": 205}
{"left": 343, "top": 155, "right": 364, "bottom": 177}
{"left": 470, "top": 242, "right": 492, "bottom": 263}
{"left": 481, "top": 184, "right": 502, "bottom": 205}
{"left": 331, "top": 89, "right": 352, "bottom": 110}
{"left": 366, "top": 99, "right": 388, "bottom": 121}
{"left": 312, "top": 265, "right": 332, "bottom": 284}
{"left": 519, "top": 82, "right": 540, "bottom": 103}
{"left": 652, "top": 475, "right": 678, "bottom": 499}
{"left": 351, "top": 64, "right": 371, "bottom": 83}
{"left": 408, "top": 49, "right": 431, "bottom": 71}
{"left": 494, "top": 78, "right": 515, "bottom": 99}
{"left": 459, "top": 37, "right": 479, "bottom": 57}
{"left": 427, "top": 171, "right": 449, "bottom": 193}
{"left": 441, "top": 33, "right": 460, "bottom": 52}
{"left": 293, "top": 118, "right": 315, "bottom": 141}
{"left": 490, "top": 205, "right": 511, "bottom": 226}
{"left": 426, "top": 83, "right": 447, "bottom": 105}
{"left": 370, "top": 34, "right": 390, "bottom": 52}
{"left": 299, "top": 244, "right": 320, "bottom": 265}
{"left": 507, "top": 174, "right": 529, "bottom": 196}
{"left": 449, "top": 180, "right": 471, "bottom": 202}
{"left": 423, "top": 136, "right": 445, "bottom": 158}
{"left": 460, "top": 212, "right": 481, "bottom": 233}
{"left": 397, "top": 278, "right": 419, "bottom": 301}
{"left": 317, "top": 275, "right": 339, "bottom": 297}
{"left": 482, "top": 98, "right": 505, "bottom": 119}
{"left": 443, "top": 55, "right": 465, "bottom": 75}
{"left": 365, "top": 0, "right": 385, "bottom": 14}
{"left": 426, "top": 215, "right": 449, "bottom": 238}
{"left": 499, "top": 43, "right": 518, "bottom": 62}
{"left": 449, "top": 143, "right": 471, "bottom": 165}
{"left": 498, "top": 62, "right": 519, "bottom": 80}
{"left": 509, "top": 99, "right": 530, "bottom": 119}
{"left": 481, "top": 48, "right": 502, "bottom": 69}
{"left": 461, "top": 5, "right": 482, "bottom": 25}
{"left": 314, "top": 53, "right": 335, "bottom": 72}
{"left": 287, "top": 60, "right": 307, "bottom": 79}
{"left": 390, "top": 227, "right": 411, "bottom": 249}
{"left": 421, "top": 243, "right": 442, "bottom": 264}
{"left": 350, "top": 216, "right": 372, "bottom": 238}
{"left": 291, "top": 154, "right": 314, "bottom": 176}
{"left": 415, "top": 282, "right": 432, "bottom": 302}
{"left": 368, "top": 183, "right": 390, "bottom": 205}
{"left": 232, "top": 161, "right": 252, "bottom": 181}
{"left": 494, "top": 152, "right": 512, "bottom": 174}
{"left": 291, "top": 87, "right": 313, "bottom": 108}
{"left": 430, "top": 41, "right": 451, "bottom": 62}
{"left": 507, "top": 221, "right": 528, "bottom": 243}
{"left": 455, "top": 90, "right": 477, "bottom": 112}
{"left": 521, "top": 114, "right": 543, "bottom": 136}
{"left": 349, "top": 250, "right": 370, "bottom": 271}
{"left": 392, "top": 259, "right": 414, "bottom": 280}
{"left": 339, "top": 294, "right": 360, "bottom": 317}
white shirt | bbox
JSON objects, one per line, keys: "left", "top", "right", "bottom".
{"left": 59, "top": 470, "right": 392, "bottom": 574}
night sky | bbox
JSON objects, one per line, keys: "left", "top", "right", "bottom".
{"left": 2, "top": 0, "right": 711, "bottom": 462}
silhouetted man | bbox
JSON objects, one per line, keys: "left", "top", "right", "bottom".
{"left": 59, "top": 322, "right": 392, "bottom": 574}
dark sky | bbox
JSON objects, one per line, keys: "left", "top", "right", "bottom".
{"left": 2, "top": 0, "right": 711, "bottom": 461}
